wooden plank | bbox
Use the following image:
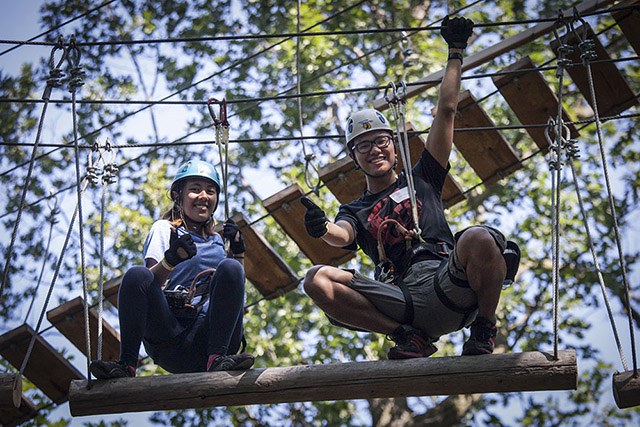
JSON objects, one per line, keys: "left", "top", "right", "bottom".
{"left": 215, "top": 213, "right": 300, "bottom": 298}
{"left": 611, "top": 0, "right": 640, "bottom": 56}
{"left": 262, "top": 184, "right": 355, "bottom": 266}
{"left": 46, "top": 297, "right": 121, "bottom": 363}
{"left": 0, "top": 393, "right": 37, "bottom": 427}
{"left": 453, "top": 90, "right": 522, "bottom": 186}
{"left": 373, "top": 0, "right": 618, "bottom": 110}
{"left": 492, "top": 56, "right": 579, "bottom": 153}
{"left": 550, "top": 23, "right": 638, "bottom": 116}
{"left": 0, "top": 373, "right": 20, "bottom": 409}
{"left": 102, "top": 275, "right": 122, "bottom": 308}
{"left": 612, "top": 370, "right": 640, "bottom": 409}
{"left": 68, "top": 350, "right": 577, "bottom": 416}
{"left": 0, "top": 324, "right": 83, "bottom": 404}
{"left": 318, "top": 122, "right": 465, "bottom": 208}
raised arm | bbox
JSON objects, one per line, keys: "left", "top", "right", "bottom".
{"left": 426, "top": 16, "right": 474, "bottom": 168}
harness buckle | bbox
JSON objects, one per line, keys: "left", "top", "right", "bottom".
{"left": 375, "top": 261, "right": 397, "bottom": 284}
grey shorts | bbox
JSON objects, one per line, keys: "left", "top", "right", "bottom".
{"left": 329, "top": 225, "right": 506, "bottom": 340}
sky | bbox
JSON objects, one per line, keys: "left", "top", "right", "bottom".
{"left": 1, "top": 1, "right": 639, "bottom": 426}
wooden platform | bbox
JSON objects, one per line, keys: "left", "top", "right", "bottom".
{"left": 68, "top": 349, "right": 577, "bottom": 416}
{"left": 492, "top": 56, "right": 579, "bottom": 153}
{"left": 611, "top": 0, "right": 640, "bottom": 56}
{"left": 46, "top": 296, "right": 121, "bottom": 362}
{"left": 0, "top": 324, "right": 83, "bottom": 404}
{"left": 216, "top": 213, "right": 300, "bottom": 299}
{"left": 550, "top": 23, "right": 638, "bottom": 116}
{"left": 453, "top": 90, "right": 522, "bottom": 186}
{"left": 318, "top": 122, "right": 465, "bottom": 208}
{"left": 262, "top": 184, "right": 354, "bottom": 266}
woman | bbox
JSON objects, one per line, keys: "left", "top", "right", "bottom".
{"left": 90, "top": 159, "right": 253, "bottom": 378}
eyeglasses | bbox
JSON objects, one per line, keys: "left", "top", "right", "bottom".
{"left": 353, "top": 135, "right": 392, "bottom": 154}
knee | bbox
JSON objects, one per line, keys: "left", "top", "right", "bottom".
{"left": 120, "top": 265, "right": 154, "bottom": 293}
{"left": 303, "top": 265, "right": 329, "bottom": 300}
{"left": 212, "top": 258, "right": 245, "bottom": 292}
{"left": 457, "top": 227, "right": 502, "bottom": 262}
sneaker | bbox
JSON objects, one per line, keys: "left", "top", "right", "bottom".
{"left": 387, "top": 325, "right": 437, "bottom": 360}
{"left": 90, "top": 360, "right": 135, "bottom": 379}
{"left": 462, "top": 317, "right": 497, "bottom": 356}
{"left": 208, "top": 352, "right": 255, "bottom": 372}
{"left": 502, "top": 240, "right": 521, "bottom": 288}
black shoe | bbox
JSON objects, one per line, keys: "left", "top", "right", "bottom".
{"left": 90, "top": 360, "right": 135, "bottom": 379}
{"left": 503, "top": 240, "right": 521, "bottom": 288}
{"left": 208, "top": 352, "right": 255, "bottom": 372}
{"left": 387, "top": 325, "right": 437, "bottom": 360}
{"left": 462, "top": 317, "right": 497, "bottom": 356}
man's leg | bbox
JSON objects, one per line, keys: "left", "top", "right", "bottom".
{"left": 304, "top": 265, "right": 399, "bottom": 334}
{"left": 455, "top": 227, "right": 506, "bottom": 355}
{"left": 304, "top": 265, "right": 436, "bottom": 359}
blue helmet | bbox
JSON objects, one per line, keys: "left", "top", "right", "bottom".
{"left": 171, "top": 159, "right": 221, "bottom": 193}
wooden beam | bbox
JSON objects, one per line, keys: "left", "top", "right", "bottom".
{"left": 612, "top": 369, "right": 640, "bottom": 409}
{"left": 215, "top": 213, "right": 300, "bottom": 298}
{"left": 68, "top": 350, "right": 577, "bottom": 416}
{"left": 46, "top": 296, "right": 122, "bottom": 363}
{"left": 492, "top": 56, "right": 579, "bottom": 153}
{"left": 0, "top": 324, "right": 83, "bottom": 404}
{"left": 0, "top": 391, "right": 37, "bottom": 427}
{"left": 453, "top": 90, "right": 522, "bottom": 186}
{"left": 318, "top": 122, "right": 465, "bottom": 208}
{"left": 102, "top": 275, "right": 122, "bottom": 308}
{"left": 373, "top": 0, "right": 618, "bottom": 110}
{"left": 0, "top": 374, "right": 20, "bottom": 409}
{"left": 262, "top": 184, "right": 355, "bottom": 266}
{"left": 550, "top": 23, "right": 638, "bottom": 116}
{"left": 611, "top": 0, "right": 640, "bottom": 56}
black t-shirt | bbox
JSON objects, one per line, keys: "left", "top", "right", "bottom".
{"left": 335, "top": 149, "right": 454, "bottom": 267}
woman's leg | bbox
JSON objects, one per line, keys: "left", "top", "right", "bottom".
{"left": 117, "top": 266, "right": 182, "bottom": 366}
{"left": 205, "top": 258, "right": 245, "bottom": 356}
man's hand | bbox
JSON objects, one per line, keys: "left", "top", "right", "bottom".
{"left": 222, "top": 218, "right": 246, "bottom": 254}
{"left": 441, "top": 15, "right": 474, "bottom": 50}
{"left": 301, "top": 197, "right": 328, "bottom": 238}
{"left": 164, "top": 229, "right": 197, "bottom": 267}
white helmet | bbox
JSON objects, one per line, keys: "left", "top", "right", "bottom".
{"left": 344, "top": 109, "right": 393, "bottom": 151}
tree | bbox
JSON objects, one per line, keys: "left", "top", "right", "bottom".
{"left": 1, "top": 0, "right": 639, "bottom": 425}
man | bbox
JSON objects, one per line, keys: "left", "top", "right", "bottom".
{"left": 301, "top": 16, "right": 520, "bottom": 359}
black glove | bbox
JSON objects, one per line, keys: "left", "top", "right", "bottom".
{"left": 301, "top": 197, "right": 328, "bottom": 238}
{"left": 441, "top": 15, "right": 474, "bottom": 49}
{"left": 164, "top": 229, "right": 197, "bottom": 267}
{"left": 223, "top": 218, "right": 246, "bottom": 254}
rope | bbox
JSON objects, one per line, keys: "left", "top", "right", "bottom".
{"left": 208, "top": 98, "right": 230, "bottom": 221}
{"left": 548, "top": 12, "right": 574, "bottom": 361}
{"left": 0, "top": 0, "right": 117, "bottom": 57}
{"left": 3, "top": 54, "right": 638, "bottom": 110}
{"left": 2, "top": 4, "right": 637, "bottom": 48}
{"left": 23, "top": 193, "right": 58, "bottom": 324}
{"left": 0, "top": 0, "right": 371, "bottom": 182}
{"left": 66, "top": 35, "right": 92, "bottom": 379}
{"left": 559, "top": 126, "right": 630, "bottom": 372}
{"left": 385, "top": 81, "right": 422, "bottom": 238}
{"left": 18, "top": 177, "right": 90, "bottom": 379}
{"left": 0, "top": 37, "right": 66, "bottom": 301}
{"left": 296, "top": 0, "right": 320, "bottom": 193}
{"left": 570, "top": 9, "right": 637, "bottom": 374}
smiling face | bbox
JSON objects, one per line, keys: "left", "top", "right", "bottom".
{"left": 350, "top": 129, "right": 396, "bottom": 177}
{"left": 178, "top": 177, "right": 218, "bottom": 224}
